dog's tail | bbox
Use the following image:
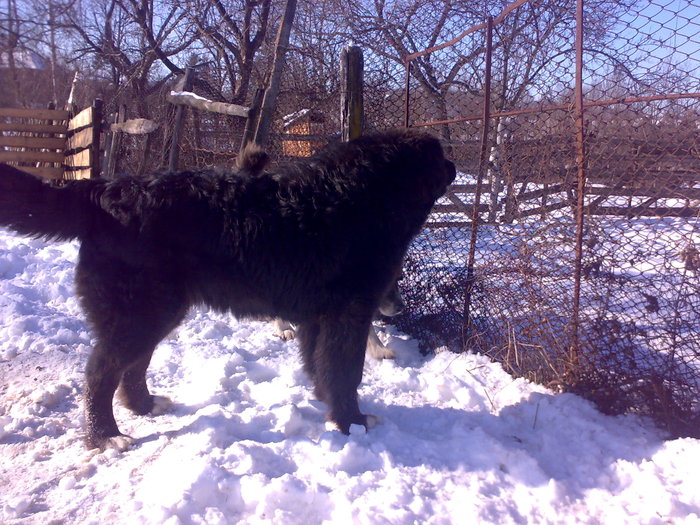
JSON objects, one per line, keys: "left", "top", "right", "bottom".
{"left": 0, "top": 163, "right": 99, "bottom": 241}
{"left": 237, "top": 143, "right": 270, "bottom": 175}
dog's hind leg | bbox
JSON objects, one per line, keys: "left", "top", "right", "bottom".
{"left": 84, "top": 303, "right": 185, "bottom": 451}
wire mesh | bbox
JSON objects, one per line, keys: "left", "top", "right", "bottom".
{"left": 391, "top": 0, "right": 700, "bottom": 437}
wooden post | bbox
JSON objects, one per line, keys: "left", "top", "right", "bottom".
{"left": 104, "top": 104, "right": 126, "bottom": 179}
{"left": 253, "top": 0, "right": 297, "bottom": 147}
{"left": 168, "top": 67, "right": 193, "bottom": 171}
{"left": 340, "top": 46, "right": 364, "bottom": 141}
{"left": 102, "top": 115, "right": 114, "bottom": 175}
{"left": 65, "top": 71, "right": 79, "bottom": 115}
{"left": 463, "top": 16, "right": 493, "bottom": 344}
{"left": 239, "top": 87, "right": 265, "bottom": 153}
{"left": 90, "top": 99, "right": 103, "bottom": 178}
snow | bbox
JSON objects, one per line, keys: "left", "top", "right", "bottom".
{"left": 0, "top": 228, "right": 699, "bottom": 524}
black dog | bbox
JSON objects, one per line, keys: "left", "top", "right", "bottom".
{"left": 0, "top": 129, "right": 455, "bottom": 450}
{"left": 236, "top": 145, "right": 407, "bottom": 360}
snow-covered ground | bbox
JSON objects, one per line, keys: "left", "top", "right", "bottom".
{"left": 1, "top": 229, "right": 698, "bottom": 524}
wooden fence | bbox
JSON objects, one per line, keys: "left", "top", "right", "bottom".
{"left": 427, "top": 134, "right": 700, "bottom": 227}
{"left": 0, "top": 100, "right": 103, "bottom": 180}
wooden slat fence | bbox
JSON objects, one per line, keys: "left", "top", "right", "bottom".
{"left": 0, "top": 100, "right": 103, "bottom": 180}
{"left": 428, "top": 136, "right": 700, "bottom": 226}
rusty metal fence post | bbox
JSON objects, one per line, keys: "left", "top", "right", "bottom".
{"left": 570, "top": 0, "right": 587, "bottom": 375}
{"left": 463, "top": 17, "right": 494, "bottom": 343}
{"left": 403, "top": 61, "right": 412, "bottom": 128}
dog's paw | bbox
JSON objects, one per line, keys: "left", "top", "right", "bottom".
{"left": 274, "top": 319, "right": 297, "bottom": 341}
{"left": 150, "top": 395, "right": 173, "bottom": 415}
{"left": 279, "top": 329, "right": 296, "bottom": 341}
{"left": 86, "top": 434, "right": 134, "bottom": 453}
{"left": 325, "top": 414, "right": 381, "bottom": 434}
{"left": 104, "top": 435, "right": 134, "bottom": 451}
{"left": 365, "top": 414, "right": 382, "bottom": 428}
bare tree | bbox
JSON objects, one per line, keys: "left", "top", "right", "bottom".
{"left": 185, "top": 0, "right": 274, "bottom": 105}
{"left": 0, "top": 0, "right": 76, "bottom": 106}
{"left": 332, "top": 0, "right": 483, "bottom": 139}
{"left": 62, "top": 0, "right": 197, "bottom": 114}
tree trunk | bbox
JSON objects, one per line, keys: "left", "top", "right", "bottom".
{"left": 253, "top": 0, "right": 297, "bottom": 147}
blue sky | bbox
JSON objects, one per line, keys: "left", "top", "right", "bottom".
{"left": 618, "top": 0, "right": 700, "bottom": 77}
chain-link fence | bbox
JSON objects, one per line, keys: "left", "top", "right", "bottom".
{"left": 90, "top": 0, "right": 699, "bottom": 437}
{"left": 390, "top": 0, "right": 699, "bottom": 437}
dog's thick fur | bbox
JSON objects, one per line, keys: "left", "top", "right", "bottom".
{"left": 0, "top": 129, "right": 455, "bottom": 450}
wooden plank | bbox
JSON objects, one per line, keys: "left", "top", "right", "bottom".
{"left": 110, "top": 118, "right": 158, "bottom": 134}
{"left": 0, "top": 135, "right": 66, "bottom": 149}
{"left": 0, "top": 107, "right": 70, "bottom": 120}
{"left": 65, "top": 148, "right": 91, "bottom": 168}
{"left": 586, "top": 185, "right": 700, "bottom": 200}
{"left": 586, "top": 170, "right": 700, "bottom": 184}
{"left": 587, "top": 205, "right": 699, "bottom": 218}
{"left": 168, "top": 69, "right": 193, "bottom": 171}
{"left": 167, "top": 91, "right": 250, "bottom": 117}
{"left": 252, "top": 0, "right": 297, "bottom": 146}
{"left": 63, "top": 168, "right": 92, "bottom": 180}
{"left": 426, "top": 221, "right": 483, "bottom": 228}
{"left": 105, "top": 104, "right": 126, "bottom": 178}
{"left": 0, "top": 150, "right": 64, "bottom": 163}
{"left": 0, "top": 122, "right": 67, "bottom": 133}
{"left": 66, "top": 127, "right": 94, "bottom": 151}
{"left": 515, "top": 200, "right": 572, "bottom": 219}
{"left": 511, "top": 200, "right": 699, "bottom": 219}
{"left": 18, "top": 166, "right": 64, "bottom": 179}
{"left": 68, "top": 106, "right": 93, "bottom": 131}
{"left": 90, "top": 99, "right": 103, "bottom": 178}
{"left": 340, "top": 45, "right": 364, "bottom": 141}
{"left": 432, "top": 203, "right": 490, "bottom": 213}
{"left": 275, "top": 133, "right": 331, "bottom": 141}
{"left": 517, "top": 183, "right": 569, "bottom": 202}
{"left": 446, "top": 193, "right": 472, "bottom": 213}
{"left": 448, "top": 184, "right": 481, "bottom": 194}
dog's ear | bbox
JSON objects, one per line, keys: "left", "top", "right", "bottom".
{"left": 237, "top": 144, "right": 270, "bottom": 176}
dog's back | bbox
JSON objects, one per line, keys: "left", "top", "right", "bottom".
{"left": 0, "top": 163, "right": 255, "bottom": 254}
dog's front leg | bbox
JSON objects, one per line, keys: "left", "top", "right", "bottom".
{"left": 312, "top": 313, "right": 376, "bottom": 433}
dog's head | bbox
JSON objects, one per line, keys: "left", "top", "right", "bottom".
{"left": 378, "top": 129, "right": 456, "bottom": 207}
{"left": 405, "top": 130, "right": 456, "bottom": 200}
